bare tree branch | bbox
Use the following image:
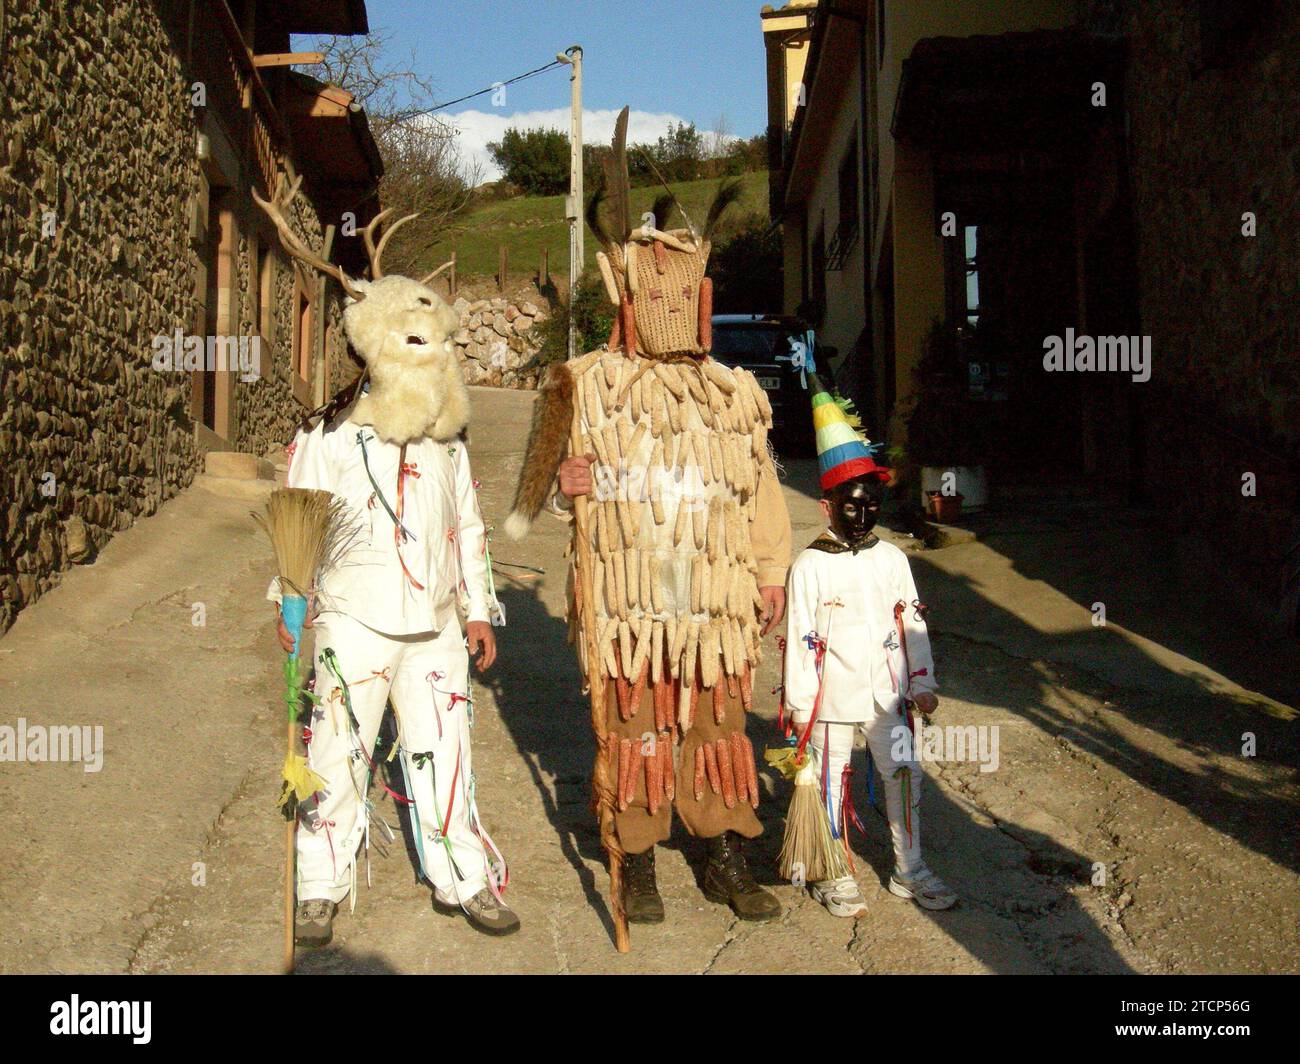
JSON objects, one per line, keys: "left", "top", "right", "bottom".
{"left": 304, "top": 32, "right": 481, "bottom": 277}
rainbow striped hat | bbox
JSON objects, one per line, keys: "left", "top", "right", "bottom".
{"left": 810, "top": 373, "right": 891, "bottom": 490}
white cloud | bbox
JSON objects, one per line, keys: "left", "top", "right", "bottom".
{"left": 442, "top": 107, "right": 696, "bottom": 184}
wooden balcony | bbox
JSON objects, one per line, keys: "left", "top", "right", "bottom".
{"left": 189, "top": 0, "right": 292, "bottom": 196}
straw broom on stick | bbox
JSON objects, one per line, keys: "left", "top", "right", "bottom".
{"left": 765, "top": 621, "right": 850, "bottom": 886}
{"left": 775, "top": 759, "right": 851, "bottom": 884}
{"left": 254, "top": 487, "right": 353, "bottom": 974}
{"left": 569, "top": 418, "right": 631, "bottom": 952}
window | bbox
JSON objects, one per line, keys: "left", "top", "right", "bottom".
{"left": 811, "top": 221, "right": 826, "bottom": 314}
{"left": 827, "top": 135, "right": 860, "bottom": 270}
{"left": 962, "top": 225, "right": 980, "bottom": 328}
{"left": 710, "top": 325, "right": 792, "bottom": 366}
{"left": 292, "top": 272, "right": 314, "bottom": 384}
{"left": 838, "top": 137, "right": 859, "bottom": 235}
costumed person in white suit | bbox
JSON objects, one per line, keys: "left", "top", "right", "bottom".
{"left": 783, "top": 377, "right": 957, "bottom": 917}
{"left": 255, "top": 177, "right": 515, "bottom": 945}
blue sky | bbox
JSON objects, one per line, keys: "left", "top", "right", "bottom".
{"left": 306, "top": 0, "right": 771, "bottom": 181}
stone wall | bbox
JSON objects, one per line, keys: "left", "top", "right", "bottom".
{"left": 233, "top": 206, "right": 351, "bottom": 459}
{"left": 0, "top": 0, "right": 201, "bottom": 631}
{"left": 1076, "top": 0, "right": 1299, "bottom": 620}
{"left": 450, "top": 292, "right": 549, "bottom": 389}
{"left": 0, "top": 0, "right": 354, "bottom": 634}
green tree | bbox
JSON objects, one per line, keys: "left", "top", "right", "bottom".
{"left": 708, "top": 216, "right": 783, "bottom": 315}
{"left": 652, "top": 121, "right": 705, "bottom": 182}
{"left": 532, "top": 272, "right": 617, "bottom": 368}
{"left": 487, "top": 127, "right": 571, "bottom": 196}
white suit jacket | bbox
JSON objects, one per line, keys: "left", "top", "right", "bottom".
{"left": 266, "top": 416, "right": 494, "bottom": 636}
{"left": 784, "top": 532, "right": 936, "bottom": 724}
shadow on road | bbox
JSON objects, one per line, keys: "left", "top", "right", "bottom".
{"left": 293, "top": 945, "right": 402, "bottom": 975}
{"left": 835, "top": 755, "right": 1137, "bottom": 973}
{"left": 910, "top": 543, "right": 1300, "bottom": 876}
{"left": 479, "top": 552, "right": 1139, "bottom": 971}
{"left": 480, "top": 577, "right": 623, "bottom": 947}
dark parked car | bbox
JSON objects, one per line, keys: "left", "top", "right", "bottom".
{"left": 709, "top": 315, "right": 827, "bottom": 457}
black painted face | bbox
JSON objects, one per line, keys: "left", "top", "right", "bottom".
{"left": 827, "top": 477, "right": 883, "bottom": 545}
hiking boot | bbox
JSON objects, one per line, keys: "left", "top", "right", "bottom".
{"left": 623, "top": 847, "right": 665, "bottom": 924}
{"left": 294, "top": 898, "right": 336, "bottom": 948}
{"left": 434, "top": 886, "right": 521, "bottom": 936}
{"left": 888, "top": 865, "right": 958, "bottom": 911}
{"left": 810, "top": 875, "right": 868, "bottom": 918}
{"left": 702, "top": 831, "right": 781, "bottom": 922}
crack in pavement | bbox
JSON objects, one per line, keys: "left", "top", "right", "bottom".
{"left": 698, "top": 912, "right": 742, "bottom": 975}
{"left": 549, "top": 910, "right": 571, "bottom": 975}
{"left": 126, "top": 766, "right": 261, "bottom": 974}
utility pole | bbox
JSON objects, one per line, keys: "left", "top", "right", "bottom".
{"left": 557, "top": 45, "right": 583, "bottom": 360}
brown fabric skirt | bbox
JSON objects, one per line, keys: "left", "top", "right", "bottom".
{"left": 605, "top": 668, "right": 762, "bottom": 855}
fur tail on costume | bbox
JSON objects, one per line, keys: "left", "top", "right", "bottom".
{"left": 505, "top": 361, "right": 575, "bottom": 539}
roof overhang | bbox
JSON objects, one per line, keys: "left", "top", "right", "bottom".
{"left": 282, "top": 72, "right": 384, "bottom": 273}
{"left": 893, "top": 30, "right": 1126, "bottom": 153}
{"left": 781, "top": 0, "right": 870, "bottom": 208}
{"left": 761, "top": 0, "right": 818, "bottom": 34}
{"left": 262, "top": 0, "right": 369, "bottom": 36}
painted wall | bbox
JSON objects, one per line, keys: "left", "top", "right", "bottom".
{"left": 801, "top": 55, "right": 868, "bottom": 366}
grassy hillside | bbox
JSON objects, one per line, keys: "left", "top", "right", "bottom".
{"left": 405, "top": 170, "right": 770, "bottom": 283}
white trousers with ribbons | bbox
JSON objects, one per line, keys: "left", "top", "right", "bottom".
{"left": 805, "top": 703, "right": 923, "bottom": 877}
{"left": 297, "top": 614, "right": 492, "bottom": 906}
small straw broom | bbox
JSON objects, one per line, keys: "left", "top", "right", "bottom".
{"left": 254, "top": 487, "right": 353, "bottom": 974}
{"left": 765, "top": 625, "right": 850, "bottom": 887}
{"left": 771, "top": 754, "right": 851, "bottom": 885}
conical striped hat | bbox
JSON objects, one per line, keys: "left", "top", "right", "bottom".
{"left": 810, "top": 373, "right": 890, "bottom": 490}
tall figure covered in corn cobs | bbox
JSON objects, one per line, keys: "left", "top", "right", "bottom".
{"left": 506, "top": 108, "right": 792, "bottom": 934}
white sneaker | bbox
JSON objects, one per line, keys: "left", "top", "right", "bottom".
{"left": 810, "top": 875, "right": 868, "bottom": 918}
{"left": 889, "top": 865, "right": 958, "bottom": 910}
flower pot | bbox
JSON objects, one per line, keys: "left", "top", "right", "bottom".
{"left": 920, "top": 465, "right": 987, "bottom": 513}
{"left": 926, "top": 491, "right": 965, "bottom": 523}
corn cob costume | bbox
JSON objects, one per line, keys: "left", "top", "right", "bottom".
{"left": 506, "top": 109, "right": 791, "bottom": 868}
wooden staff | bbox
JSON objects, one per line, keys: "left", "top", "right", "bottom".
{"left": 569, "top": 415, "right": 630, "bottom": 952}
{"left": 284, "top": 717, "right": 295, "bottom": 974}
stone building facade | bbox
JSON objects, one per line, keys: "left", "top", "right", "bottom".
{"left": 1074, "top": 0, "right": 1299, "bottom": 620}
{"left": 0, "top": 0, "right": 383, "bottom": 634}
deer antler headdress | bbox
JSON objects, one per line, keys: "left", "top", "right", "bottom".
{"left": 252, "top": 170, "right": 468, "bottom": 444}
{"left": 251, "top": 171, "right": 454, "bottom": 297}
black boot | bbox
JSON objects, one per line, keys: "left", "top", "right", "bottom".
{"left": 623, "top": 847, "right": 665, "bottom": 924}
{"left": 702, "top": 831, "right": 781, "bottom": 921}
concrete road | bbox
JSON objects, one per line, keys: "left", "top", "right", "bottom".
{"left": 2, "top": 386, "right": 1296, "bottom": 974}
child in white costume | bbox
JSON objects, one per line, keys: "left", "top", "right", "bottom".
{"left": 783, "top": 380, "right": 956, "bottom": 917}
